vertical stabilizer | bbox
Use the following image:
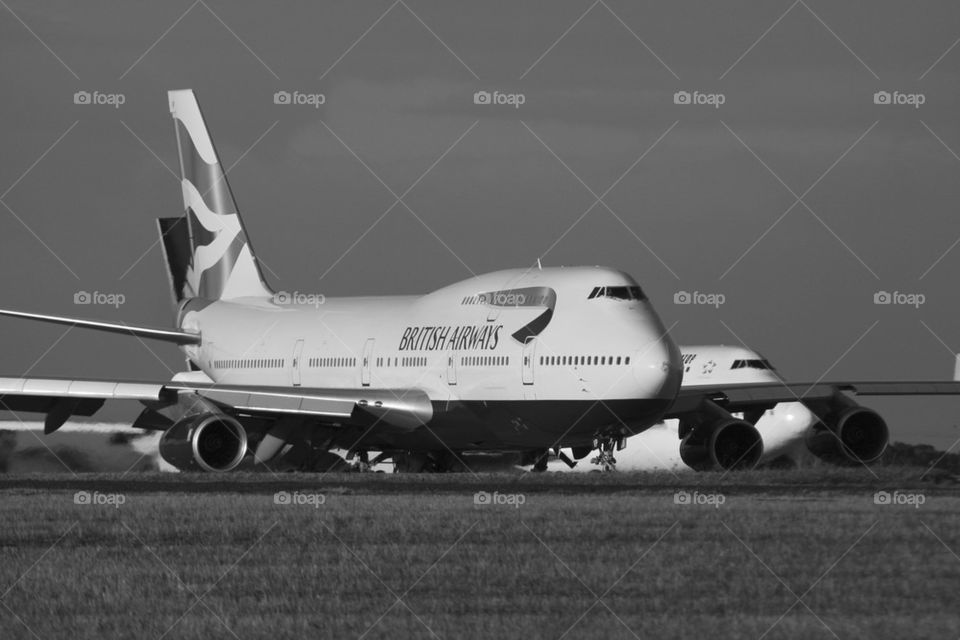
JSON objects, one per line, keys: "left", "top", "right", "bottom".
{"left": 167, "top": 89, "right": 273, "bottom": 301}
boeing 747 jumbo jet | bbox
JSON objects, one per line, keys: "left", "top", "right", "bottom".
{"left": 1, "top": 89, "right": 959, "bottom": 474}
{"left": 534, "top": 346, "right": 889, "bottom": 472}
{"left": 676, "top": 346, "right": 887, "bottom": 467}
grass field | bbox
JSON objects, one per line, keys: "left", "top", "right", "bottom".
{"left": 0, "top": 468, "right": 958, "bottom": 639}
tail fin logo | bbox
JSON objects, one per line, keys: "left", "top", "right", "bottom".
{"left": 182, "top": 181, "right": 244, "bottom": 299}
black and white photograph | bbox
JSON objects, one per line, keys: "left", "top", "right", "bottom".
{"left": 1, "top": 1, "right": 959, "bottom": 637}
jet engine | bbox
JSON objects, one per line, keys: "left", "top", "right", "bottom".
{"left": 159, "top": 413, "right": 248, "bottom": 472}
{"left": 680, "top": 416, "right": 763, "bottom": 471}
{"left": 806, "top": 405, "right": 888, "bottom": 465}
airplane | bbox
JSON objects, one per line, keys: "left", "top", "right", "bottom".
{"left": 1, "top": 89, "right": 959, "bottom": 474}
{"left": 524, "top": 345, "right": 889, "bottom": 472}
{"left": 676, "top": 345, "right": 887, "bottom": 467}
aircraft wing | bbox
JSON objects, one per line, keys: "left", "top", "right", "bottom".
{"left": 667, "top": 380, "right": 960, "bottom": 417}
{"left": 0, "top": 376, "right": 431, "bottom": 434}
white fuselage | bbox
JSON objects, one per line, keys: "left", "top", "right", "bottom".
{"left": 176, "top": 266, "right": 683, "bottom": 451}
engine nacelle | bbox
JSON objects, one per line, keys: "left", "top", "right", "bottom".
{"left": 807, "top": 406, "right": 888, "bottom": 465}
{"left": 159, "top": 413, "right": 248, "bottom": 472}
{"left": 680, "top": 417, "right": 763, "bottom": 471}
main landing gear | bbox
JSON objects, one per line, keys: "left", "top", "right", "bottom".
{"left": 345, "top": 450, "right": 393, "bottom": 472}
{"left": 392, "top": 450, "right": 468, "bottom": 473}
{"left": 346, "top": 449, "right": 372, "bottom": 472}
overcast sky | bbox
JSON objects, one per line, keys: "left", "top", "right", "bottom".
{"left": 2, "top": 1, "right": 960, "bottom": 447}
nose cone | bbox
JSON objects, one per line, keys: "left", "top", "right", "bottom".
{"left": 633, "top": 332, "right": 683, "bottom": 402}
{"left": 756, "top": 402, "right": 818, "bottom": 462}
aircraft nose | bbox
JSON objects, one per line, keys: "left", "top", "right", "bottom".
{"left": 633, "top": 333, "right": 683, "bottom": 402}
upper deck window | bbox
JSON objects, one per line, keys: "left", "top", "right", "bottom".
{"left": 587, "top": 286, "right": 647, "bottom": 301}
{"left": 731, "top": 359, "right": 773, "bottom": 370}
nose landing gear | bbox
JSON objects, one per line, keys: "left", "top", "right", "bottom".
{"left": 590, "top": 436, "right": 625, "bottom": 472}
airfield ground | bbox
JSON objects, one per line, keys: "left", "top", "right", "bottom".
{"left": 0, "top": 467, "right": 957, "bottom": 639}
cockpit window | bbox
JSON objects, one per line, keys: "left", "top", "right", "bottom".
{"left": 588, "top": 286, "right": 647, "bottom": 301}
{"left": 731, "top": 359, "right": 773, "bottom": 370}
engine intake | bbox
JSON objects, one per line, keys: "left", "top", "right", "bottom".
{"left": 807, "top": 406, "right": 888, "bottom": 465}
{"left": 680, "top": 417, "right": 763, "bottom": 471}
{"left": 159, "top": 413, "right": 248, "bottom": 472}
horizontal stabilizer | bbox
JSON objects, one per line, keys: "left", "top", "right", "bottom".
{"left": 0, "top": 309, "right": 201, "bottom": 345}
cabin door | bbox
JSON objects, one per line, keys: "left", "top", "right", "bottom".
{"left": 522, "top": 337, "right": 536, "bottom": 385}
{"left": 291, "top": 339, "right": 304, "bottom": 387}
{"left": 361, "top": 338, "right": 375, "bottom": 387}
{"left": 447, "top": 352, "right": 457, "bottom": 385}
